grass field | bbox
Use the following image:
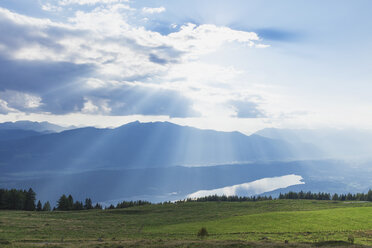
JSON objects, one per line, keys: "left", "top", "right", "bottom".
{"left": 0, "top": 200, "right": 371, "bottom": 247}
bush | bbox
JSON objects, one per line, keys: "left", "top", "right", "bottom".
{"left": 197, "top": 227, "right": 208, "bottom": 238}
{"left": 348, "top": 235, "right": 354, "bottom": 244}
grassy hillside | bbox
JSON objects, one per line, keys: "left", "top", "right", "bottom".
{"left": 0, "top": 200, "right": 371, "bottom": 247}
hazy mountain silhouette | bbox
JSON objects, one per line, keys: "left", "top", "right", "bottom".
{"left": 0, "top": 121, "right": 321, "bottom": 174}
{"left": 0, "top": 129, "right": 43, "bottom": 141}
{"left": 0, "top": 120, "right": 68, "bottom": 133}
{"left": 255, "top": 128, "right": 372, "bottom": 159}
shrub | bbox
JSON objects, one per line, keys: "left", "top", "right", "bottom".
{"left": 197, "top": 227, "right": 208, "bottom": 238}
{"left": 348, "top": 235, "right": 354, "bottom": 244}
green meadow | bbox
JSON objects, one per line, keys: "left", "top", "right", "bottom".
{"left": 1, "top": 200, "right": 371, "bottom": 247}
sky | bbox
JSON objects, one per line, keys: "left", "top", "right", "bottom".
{"left": 0, "top": 0, "right": 371, "bottom": 134}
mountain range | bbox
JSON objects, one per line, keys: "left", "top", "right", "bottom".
{"left": 0, "top": 121, "right": 320, "bottom": 174}
{"left": 0, "top": 120, "right": 371, "bottom": 205}
{"left": 0, "top": 120, "right": 69, "bottom": 133}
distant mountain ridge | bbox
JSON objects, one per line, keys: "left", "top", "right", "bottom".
{"left": 255, "top": 128, "right": 372, "bottom": 159}
{"left": 0, "top": 121, "right": 321, "bottom": 174}
{"left": 0, "top": 120, "right": 68, "bottom": 133}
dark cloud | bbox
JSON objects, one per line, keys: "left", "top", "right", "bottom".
{"left": 229, "top": 100, "right": 266, "bottom": 118}
{"left": 148, "top": 45, "right": 183, "bottom": 65}
{"left": 0, "top": 55, "right": 198, "bottom": 117}
{"left": 88, "top": 85, "right": 200, "bottom": 118}
{"left": 0, "top": 56, "right": 95, "bottom": 93}
{"left": 255, "top": 28, "right": 300, "bottom": 42}
{"left": 0, "top": 7, "right": 197, "bottom": 118}
{"left": 39, "top": 88, "right": 86, "bottom": 114}
{"left": 0, "top": 14, "right": 64, "bottom": 55}
{"left": 149, "top": 53, "right": 168, "bottom": 64}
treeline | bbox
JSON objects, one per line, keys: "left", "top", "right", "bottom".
{"left": 114, "top": 200, "right": 151, "bottom": 209}
{"left": 2, "top": 188, "right": 372, "bottom": 211}
{"left": 279, "top": 190, "right": 372, "bottom": 201}
{"left": 183, "top": 195, "right": 273, "bottom": 202}
{"left": 182, "top": 190, "right": 372, "bottom": 203}
{"left": 0, "top": 188, "right": 149, "bottom": 211}
{"left": 57, "top": 196, "right": 151, "bottom": 210}
{"left": 0, "top": 188, "right": 101, "bottom": 211}
{"left": 56, "top": 194, "right": 102, "bottom": 211}
{"left": 0, "top": 188, "right": 38, "bottom": 210}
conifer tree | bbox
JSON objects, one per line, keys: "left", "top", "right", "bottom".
{"left": 43, "top": 201, "right": 51, "bottom": 211}
{"left": 73, "top": 201, "right": 84, "bottom": 210}
{"left": 84, "top": 198, "right": 93, "bottom": 210}
{"left": 36, "top": 200, "right": 42, "bottom": 211}
{"left": 24, "top": 188, "right": 36, "bottom": 211}
{"left": 57, "top": 194, "right": 68, "bottom": 211}
{"left": 94, "top": 203, "right": 102, "bottom": 209}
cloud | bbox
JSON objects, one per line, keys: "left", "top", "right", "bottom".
{"left": 256, "top": 28, "right": 300, "bottom": 42}
{"left": 255, "top": 44, "right": 271, "bottom": 48}
{"left": 0, "top": 99, "right": 16, "bottom": 114}
{"left": 0, "top": 56, "right": 94, "bottom": 92}
{"left": 0, "top": 53, "right": 198, "bottom": 116}
{"left": 167, "top": 23, "right": 259, "bottom": 58}
{"left": 142, "top": 7, "right": 166, "bottom": 14}
{"left": 0, "top": 5, "right": 266, "bottom": 118}
{"left": 41, "top": 3, "right": 63, "bottom": 12}
{"left": 148, "top": 53, "right": 169, "bottom": 65}
{"left": 229, "top": 100, "right": 266, "bottom": 118}
{"left": 0, "top": 8, "right": 65, "bottom": 56}
{"left": 82, "top": 84, "right": 201, "bottom": 117}
{"left": 58, "top": 0, "right": 128, "bottom": 6}
{"left": 0, "top": 90, "right": 42, "bottom": 111}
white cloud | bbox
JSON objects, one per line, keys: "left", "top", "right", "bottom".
{"left": 41, "top": 3, "right": 63, "bottom": 12}
{"left": 187, "top": 174, "right": 304, "bottom": 198}
{"left": 255, "top": 44, "right": 271, "bottom": 48}
{"left": 0, "top": 5, "right": 267, "bottom": 119}
{"left": 0, "top": 7, "right": 63, "bottom": 27}
{"left": 142, "top": 7, "right": 166, "bottom": 14}
{"left": 0, "top": 90, "right": 42, "bottom": 110}
{"left": 0, "top": 99, "right": 16, "bottom": 114}
{"left": 82, "top": 97, "right": 111, "bottom": 114}
{"left": 58, "top": 0, "right": 128, "bottom": 6}
{"left": 167, "top": 23, "right": 259, "bottom": 58}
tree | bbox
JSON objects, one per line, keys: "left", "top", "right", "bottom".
{"left": 24, "top": 188, "right": 36, "bottom": 211}
{"left": 8, "top": 189, "right": 25, "bottom": 210}
{"left": 332, "top": 193, "right": 339, "bottom": 201}
{"left": 43, "top": 201, "right": 51, "bottom": 211}
{"left": 67, "top": 195, "right": 74, "bottom": 210}
{"left": 36, "top": 200, "right": 42, "bottom": 211}
{"left": 74, "top": 201, "right": 84, "bottom": 210}
{"left": 367, "top": 189, "right": 372, "bottom": 201}
{"left": 94, "top": 203, "right": 102, "bottom": 209}
{"left": 57, "top": 194, "right": 68, "bottom": 211}
{"left": 84, "top": 198, "right": 93, "bottom": 210}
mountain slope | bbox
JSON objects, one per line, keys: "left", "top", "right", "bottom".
{"left": 255, "top": 128, "right": 372, "bottom": 159}
{"left": 0, "top": 121, "right": 320, "bottom": 174}
{"left": 0, "top": 129, "right": 43, "bottom": 141}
